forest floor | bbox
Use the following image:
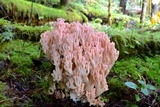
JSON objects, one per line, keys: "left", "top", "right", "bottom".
{"left": 0, "top": 39, "right": 160, "bottom": 107}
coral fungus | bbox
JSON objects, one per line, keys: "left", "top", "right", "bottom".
{"left": 40, "top": 18, "right": 119, "bottom": 106}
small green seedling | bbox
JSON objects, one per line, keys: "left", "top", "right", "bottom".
{"left": 125, "top": 80, "right": 157, "bottom": 101}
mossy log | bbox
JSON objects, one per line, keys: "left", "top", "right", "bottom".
{"left": 0, "top": 19, "right": 50, "bottom": 41}
{"left": 110, "top": 34, "right": 160, "bottom": 59}
{"left": 1, "top": 19, "right": 160, "bottom": 59}
{"left": 0, "top": 0, "right": 87, "bottom": 25}
{"left": 69, "top": 3, "right": 107, "bottom": 20}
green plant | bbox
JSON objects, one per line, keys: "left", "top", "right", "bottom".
{"left": 0, "top": 25, "right": 14, "bottom": 43}
{"left": 111, "top": 21, "right": 125, "bottom": 30}
{"left": 36, "top": 74, "right": 49, "bottom": 91}
{"left": 100, "top": 96, "right": 109, "bottom": 103}
{"left": 0, "top": 40, "right": 40, "bottom": 77}
{"left": 0, "top": 81, "right": 11, "bottom": 107}
{"left": 125, "top": 80, "right": 157, "bottom": 101}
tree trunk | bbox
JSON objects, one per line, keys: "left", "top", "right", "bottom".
{"left": 119, "top": 0, "right": 127, "bottom": 14}
{"left": 108, "top": 0, "right": 112, "bottom": 26}
{"left": 151, "top": 0, "right": 159, "bottom": 17}
{"left": 140, "top": 0, "right": 148, "bottom": 26}
{"left": 147, "top": 0, "right": 152, "bottom": 16}
{"left": 60, "top": 0, "right": 69, "bottom": 6}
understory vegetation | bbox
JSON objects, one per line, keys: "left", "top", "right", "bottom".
{"left": 0, "top": 0, "right": 160, "bottom": 107}
{"left": 0, "top": 39, "right": 159, "bottom": 107}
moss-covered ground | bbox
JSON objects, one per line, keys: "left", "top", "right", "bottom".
{"left": 0, "top": 38, "right": 159, "bottom": 107}
{"left": 0, "top": 19, "right": 160, "bottom": 107}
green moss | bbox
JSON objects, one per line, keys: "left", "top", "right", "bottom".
{"left": 0, "top": 18, "right": 50, "bottom": 41}
{"left": 0, "top": 19, "right": 10, "bottom": 25}
{"left": 0, "top": 39, "right": 40, "bottom": 57}
{"left": 15, "top": 23, "right": 50, "bottom": 41}
{"left": 108, "top": 77, "right": 125, "bottom": 91}
{"left": 67, "top": 11, "right": 83, "bottom": 22}
{"left": 69, "top": 3, "right": 86, "bottom": 13}
{"left": 69, "top": 2, "right": 107, "bottom": 19}
{"left": 86, "top": 6, "right": 104, "bottom": 17}
{"left": 111, "top": 55, "right": 160, "bottom": 87}
{"left": 112, "top": 13, "right": 139, "bottom": 22}
{"left": 0, "top": 39, "right": 40, "bottom": 76}
{"left": 0, "top": 19, "right": 11, "bottom": 26}
{"left": 0, "top": 54, "right": 7, "bottom": 60}
{"left": 0, "top": 0, "right": 85, "bottom": 22}
{"left": 1, "top": 0, "right": 63, "bottom": 18}
{"left": 125, "top": 101, "right": 138, "bottom": 107}
{"left": 25, "top": 0, "right": 60, "bottom": 8}
{"left": 0, "top": 81, "right": 11, "bottom": 107}
{"left": 108, "top": 30, "right": 160, "bottom": 58}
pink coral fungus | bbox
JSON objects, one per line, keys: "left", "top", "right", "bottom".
{"left": 40, "top": 18, "right": 119, "bottom": 106}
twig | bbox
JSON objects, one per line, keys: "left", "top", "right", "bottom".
{"left": 0, "top": 5, "right": 11, "bottom": 21}
{"left": 28, "top": 1, "right": 34, "bottom": 25}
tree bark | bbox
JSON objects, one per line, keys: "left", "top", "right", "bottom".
{"left": 60, "top": 0, "right": 69, "bottom": 6}
{"left": 151, "top": 1, "right": 159, "bottom": 17}
{"left": 140, "top": 0, "right": 148, "bottom": 26}
{"left": 108, "top": 0, "right": 112, "bottom": 26}
{"left": 119, "top": 0, "right": 127, "bottom": 14}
